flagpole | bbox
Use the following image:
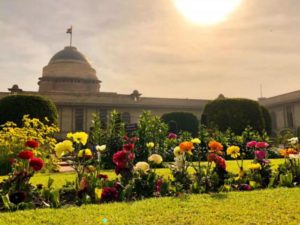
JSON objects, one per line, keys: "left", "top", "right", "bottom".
{"left": 70, "top": 32, "right": 72, "bottom": 46}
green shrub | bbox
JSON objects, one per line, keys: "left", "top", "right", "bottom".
{"left": 0, "top": 95, "right": 58, "bottom": 126}
{"left": 201, "top": 98, "right": 266, "bottom": 135}
{"left": 161, "top": 112, "right": 199, "bottom": 136}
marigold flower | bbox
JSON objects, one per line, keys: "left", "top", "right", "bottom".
{"left": 226, "top": 146, "right": 240, "bottom": 159}
{"left": 248, "top": 163, "right": 262, "bottom": 170}
{"left": 25, "top": 140, "right": 39, "bottom": 148}
{"left": 179, "top": 141, "right": 194, "bottom": 153}
{"left": 18, "top": 150, "right": 34, "bottom": 160}
{"left": 173, "top": 146, "right": 181, "bottom": 157}
{"left": 148, "top": 154, "right": 163, "bottom": 164}
{"left": 208, "top": 140, "right": 223, "bottom": 152}
{"left": 29, "top": 157, "right": 44, "bottom": 171}
{"left": 78, "top": 149, "right": 93, "bottom": 158}
{"left": 146, "top": 142, "right": 155, "bottom": 149}
{"left": 279, "top": 148, "right": 298, "bottom": 157}
{"left": 55, "top": 140, "right": 74, "bottom": 158}
{"left": 134, "top": 162, "right": 150, "bottom": 173}
{"left": 191, "top": 138, "right": 201, "bottom": 145}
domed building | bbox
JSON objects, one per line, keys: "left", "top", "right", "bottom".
{"left": 38, "top": 46, "right": 100, "bottom": 93}
{"left": 1, "top": 45, "right": 209, "bottom": 138}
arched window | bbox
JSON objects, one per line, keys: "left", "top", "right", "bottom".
{"left": 121, "top": 112, "right": 131, "bottom": 124}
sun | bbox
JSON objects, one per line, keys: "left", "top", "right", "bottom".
{"left": 174, "top": 0, "right": 242, "bottom": 25}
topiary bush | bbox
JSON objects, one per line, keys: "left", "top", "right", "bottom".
{"left": 161, "top": 112, "right": 199, "bottom": 136}
{"left": 0, "top": 95, "right": 58, "bottom": 126}
{"left": 201, "top": 98, "right": 266, "bottom": 135}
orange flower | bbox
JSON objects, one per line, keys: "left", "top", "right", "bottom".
{"left": 280, "top": 148, "right": 298, "bottom": 157}
{"left": 208, "top": 140, "right": 223, "bottom": 152}
{"left": 179, "top": 141, "right": 194, "bottom": 154}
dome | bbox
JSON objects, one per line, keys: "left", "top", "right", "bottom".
{"left": 48, "top": 46, "right": 90, "bottom": 65}
{"left": 38, "top": 46, "right": 101, "bottom": 93}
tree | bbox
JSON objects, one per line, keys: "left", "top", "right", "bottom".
{"left": 201, "top": 98, "right": 267, "bottom": 135}
{"left": 161, "top": 112, "right": 199, "bottom": 136}
{"left": 0, "top": 95, "right": 58, "bottom": 126}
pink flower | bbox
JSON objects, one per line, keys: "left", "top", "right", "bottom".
{"left": 255, "top": 142, "right": 269, "bottom": 149}
{"left": 246, "top": 141, "right": 257, "bottom": 148}
{"left": 168, "top": 133, "right": 177, "bottom": 139}
{"left": 255, "top": 150, "right": 266, "bottom": 161}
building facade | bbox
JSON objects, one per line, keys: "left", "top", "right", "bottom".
{"left": 0, "top": 46, "right": 208, "bottom": 138}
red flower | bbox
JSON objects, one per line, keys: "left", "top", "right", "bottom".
{"left": 25, "top": 140, "right": 39, "bottom": 148}
{"left": 215, "top": 156, "right": 226, "bottom": 170}
{"left": 113, "top": 150, "right": 135, "bottom": 168}
{"left": 207, "top": 153, "right": 217, "bottom": 162}
{"left": 9, "top": 158, "right": 16, "bottom": 165}
{"left": 123, "top": 143, "right": 134, "bottom": 151}
{"left": 18, "top": 150, "right": 33, "bottom": 160}
{"left": 101, "top": 187, "right": 119, "bottom": 202}
{"left": 29, "top": 157, "right": 44, "bottom": 171}
{"left": 97, "top": 174, "right": 108, "bottom": 180}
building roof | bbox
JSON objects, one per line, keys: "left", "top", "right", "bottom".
{"left": 48, "top": 46, "right": 90, "bottom": 65}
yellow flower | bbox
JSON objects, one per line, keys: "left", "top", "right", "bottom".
{"left": 87, "top": 165, "right": 96, "bottom": 172}
{"left": 67, "top": 132, "right": 73, "bottom": 139}
{"left": 146, "top": 142, "right": 155, "bottom": 149}
{"left": 78, "top": 149, "right": 93, "bottom": 158}
{"left": 134, "top": 162, "right": 150, "bottom": 173}
{"left": 191, "top": 138, "right": 201, "bottom": 145}
{"left": 96, "top": 145, "right": 106, "bottom": 152}
{"left": 55, "top": 140, "right": 74, "bottom": 158}
{"left": 173, "top": 146, "right": 181, "bottom": 157}
{"left": 71, "top": 132, "right": 88, "bottom": 145}
{"left": 148, "top": 154, "right": 163, "bottom": 164}
{"left": 95, "top": 188, "right": 102, "bottom": 201}
{"left": 248, "top": 163, "right": 262, "bottom": 170}
{"left": 226, "top": 146, "right": 240, "bottom": 159}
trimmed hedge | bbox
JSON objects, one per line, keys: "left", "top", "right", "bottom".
{"left": 260, "top": 106, "right": 272, "bottom": 135}
{"left": 201, "top": 98, "right": 269, "bottom": 135}
{"left": 0, "top": 95, "right": 58, "bottom": 126}
{"left": 161, "top": 112, "right": 199, "bottom": 136}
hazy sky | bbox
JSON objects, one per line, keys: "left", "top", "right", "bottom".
{"left": 1, "top": 0, "right": 300, "bottom": 100}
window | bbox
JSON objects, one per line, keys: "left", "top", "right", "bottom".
{"left": 121, "top": 112, "right": 131, "bottom": 124}
{"left": 285, "top": 105, "right": 294, "bottom": 129}
{"left": 75, "top": 108, "right": 84, "bottom": 131}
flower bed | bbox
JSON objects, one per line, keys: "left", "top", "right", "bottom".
{"left": 0, "top": 129, "right": 299, "bottom": 212}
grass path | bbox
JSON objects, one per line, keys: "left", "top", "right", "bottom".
{"left": 0, "top": 187, "right": 299, "bottom": 225}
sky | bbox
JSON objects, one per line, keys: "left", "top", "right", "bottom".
{"left": 1, "top": 0, "right": 300, "bottom": 100}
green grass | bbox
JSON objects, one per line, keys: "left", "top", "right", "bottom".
{"left": 0, "top": 159, "right": 284, "bottom": 189}
{"left": 0, "top": 187, "right": 299, "bottom": 225}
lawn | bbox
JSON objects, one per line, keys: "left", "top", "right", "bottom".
{"left": 0, "top": 187, "right": 299, "bottom": 225}
{"left": 0, "top": 159, "right": 284, "bottom": 189}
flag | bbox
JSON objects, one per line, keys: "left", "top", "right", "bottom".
{"left": 66, "top": 26, "right": 72, "bottom": 34}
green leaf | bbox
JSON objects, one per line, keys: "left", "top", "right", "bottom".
{"left": 1, "top": 194, "right": 11, "bottom": 210}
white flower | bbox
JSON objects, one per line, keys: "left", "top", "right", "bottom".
{"left": 289, "top": 153, "right": 300, "bottom": 159}
{"left": 288, "top": 137, "right": 299, "bottom": 145}
{"left": 96, "top": 145, "right": 106, "bottom": 152}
